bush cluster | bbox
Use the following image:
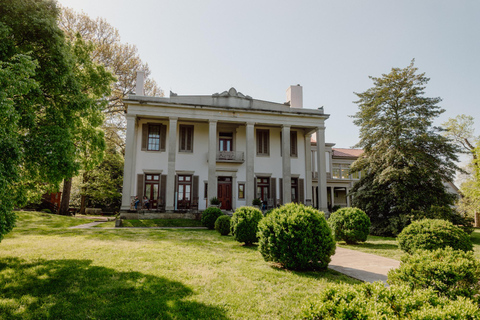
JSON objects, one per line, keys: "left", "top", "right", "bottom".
{"left": 397, "top": 219, "right": 473, "bottom": 254}
{"left": 201, "top": 207, "right": 224, "bottom": 230}
{"left": 230, "top": 206, "right": 263, "bottom": 245}
{"left": 412, "top": 205, "right": 474, "bottom": 234}
{"left": 214, "top": 215, "right": 231, "bottom": 236}
{"left": 257, "top": 203, "right": 335, "bottom": 270}
{"left": 302, "top": 282, "right": 480, "bottom": 320}
{"left": 328, "top": 207, "right": 370, "bottom": 244}
{"left": 388, "top": 247, "right": 480, "bottom": 301}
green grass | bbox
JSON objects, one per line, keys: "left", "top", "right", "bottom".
{"left": 122, "top": 219, "right": 204, "bottom": 228}
{"left": 337, "top": 229, "right": 480, "bottom": 261}
{"left": 0, "top": 212, "right": 358, "bottom": 319}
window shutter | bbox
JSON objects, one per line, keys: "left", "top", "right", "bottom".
{"left": 290, "top": 131, "right": 297, "bottom": 156}
{"left": 256, "top": 131, "right": 261, "bottom": 154}
{"left": 299, "top": 178, "right": 305, "bottom": 204}
{"left": 279, "top": 178, "right": 283, "bottom": 205}
{"left": 192, "top": 175, "right": 199, "bottom": 200}
{"left": 187, "top": 126, "right": 193, "bottom": 151}
{"left": 160, "top": 124, "right": 167, "bottom": 151}
{"left": 280, "top": 132, "right": 282, "bottom": 156}
{"left": 254, "top": 178, "right": 258, "bottom": 199}
{"left": 160, "top": 175, "right": 167, "bottom": 207}
{"left": 137, "top": 174, "right": 144, "bottom": 200}
{"left": 270, "top": 178, "right": 276, "bottom": 207}
{"left": 174, "top": 175, "right": 178, "bottom": 206}
{"left": 264, "top": 130, "right": 269, "bottom": 155}
{"left": 142, "top": 124, "right": 148, "bottom": 151}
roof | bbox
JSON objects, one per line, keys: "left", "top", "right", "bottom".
{"left": 332, "top": 148, "right": 364, "bottom": 158}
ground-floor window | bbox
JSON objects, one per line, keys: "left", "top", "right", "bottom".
{"left": 291, "top": 178, "right": 298, "bottom": 203}
{"left": 145, "top": 174, "right": 160, "bottom": 208}
{"left": 177, "top": 175, "right": 192, "bottom": 209}
{"left": 257, "top": 177, "right": 269, "bottom": 202}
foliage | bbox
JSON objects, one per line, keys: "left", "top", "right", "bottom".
{"left": 230, "top": 207, "right": 263, "bottom": 245}
{"left": 302, "top": 282, "right": 480, "bottom": 320}
{"left": 388, "top": 247, "right": 480, "bottom": 301}
{"left": 397, "top": 219, "right": 473, "bottom": 254}
{"left": 121, "top": 219, "right": 202, "bottom": 228}
{"left": 330, "top": 205, "right": 342, "bottom": 213}
{"left": 252, "top": 198, "right": 262, "bottom": 206}
{"left": 412, "top": 205, "right": 474, "bottom": 234}
{"left": 215, "top": 215, "right": 231, "bottom": 236}
{"left": 201, "top": 207, "right": 224, "bottom": 229}
{"left": 209, "top": 197, "right": 220, "bottom": 205}
{"left": 328, "top": 207, "right": 370, "bottom": 244}
{"left": 257, "top": 203, "right": 335, "bottom": 270}
{"left": 350, "top": 61, "right": 460, "bottom": 236}
{"left": 0, "top": 0, "right": 113, "bottom": 237}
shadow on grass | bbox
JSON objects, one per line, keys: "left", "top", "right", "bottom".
{"left": 470, "top": 229, "right": 480, "bottom": 245}
{"left": 339, "top": 242, "right": 399, "bottom": 251}
{"left": 0, "top": 257, "right": 228, "bottom": 320}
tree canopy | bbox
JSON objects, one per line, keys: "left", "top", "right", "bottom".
{"left": 0, "top": 0, "right": 113, "bottom": 239}
{"left": 350, "top": 60, "right": 461, "bottom": 236}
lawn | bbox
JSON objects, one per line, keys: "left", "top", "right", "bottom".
{"left": 0, "top": 212, "right": 358, "bottom": 320}
{"left": 337, "top": 229, "right": 480, "bottom": 261}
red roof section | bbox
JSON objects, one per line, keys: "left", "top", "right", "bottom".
{"left": 332, "top": 148, "right": 364, "bottom": 158}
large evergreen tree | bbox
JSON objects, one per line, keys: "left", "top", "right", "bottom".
{"left": 350, "top": 60, "right": 461, "bottom": 236}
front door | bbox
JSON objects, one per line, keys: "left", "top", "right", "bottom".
{"left": 144, "top": 174, "right": 159, "bottom": 209}
{"left": 217, "top": 176, "right": 232, "bottom": 210}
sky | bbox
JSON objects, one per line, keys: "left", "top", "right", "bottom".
{"left": 58, "top": 0, "right": 480, "bottom": 154}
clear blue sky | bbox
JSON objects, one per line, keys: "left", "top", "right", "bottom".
{"left": 59, "top": 0, "right": 480, "bottom": 153}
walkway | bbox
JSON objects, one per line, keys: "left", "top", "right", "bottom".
{"left": 329, "top": 247, "right": 400, "bottom": 283}
{"left": 70, "top": 221, "right": 107, "bottom": 229}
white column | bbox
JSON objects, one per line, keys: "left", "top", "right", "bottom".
{"left": 121, "top": 114, "right": 137, "bottom": 211}
{"left": 282, "top": 125, "right": 291, "bottom": 204}
{"left": 245, "top": 122, "right": 255, "bottom": 206}
{"left": 304, "top": 133, "right": 312, "bottom": 206}
{"left": 330, "top": 187, "right": 335, "bottom": 209}
{"left": 166, "top": 117, "right": 178, "bottom": 211}
{"left": 208, "top": 120, "right": 217, "bottom": 202}
{"left": 316, "top": 127, "right": 328, "bottom": 212}
{"left": 346, "top": 187, "right": 351, "bottom": 207}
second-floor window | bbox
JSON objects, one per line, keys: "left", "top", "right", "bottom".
{"left": 256, "top": 129, "right": 269, "bottom": 156}
{"left": 219, "top": 132, "right": 233, "bottom": 151}
{"left": 179, "top": 125, "right": 194, "bottom": 152}
{"left": 148, "top": 124, "right": 161, "bottom": 151}
{"left": 280, "top": 131, "right": 298, "bottom": 157}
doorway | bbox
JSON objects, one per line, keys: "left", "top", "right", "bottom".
{"left": 144, "top": 174, "right": 159, "bottom": 209}
{"left": 217, "top": 176, "right": 232, "bottom": 210}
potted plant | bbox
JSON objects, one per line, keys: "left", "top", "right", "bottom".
{"left": 210, "top": 197, "right": 221, "bottom": 208}
{"left": 252, "top": 198, "right": 262, "bottom": 209}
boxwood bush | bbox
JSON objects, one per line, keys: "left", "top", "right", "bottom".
{"left": 201, "top": 207, "right": 224, "bottom": 229}
{"left": 214, "top": 215, "right": 231, "bottom": 236}
{"left": 230, "top": 206, "right": 263, "bottom": 245}
{"left": 302, "top": 282, "right": 480, "bottom": 320}
{"left": 397, "top": 219, "right": 473, "bottom": 254}
{"left": 328, "top": 207, "right": 370, "bottom": 244}
{"left": 257, "top": 203, "right": 335, "bottom": 270}
{"left": 388, "top": 247, "right": 480, "bottom": 301}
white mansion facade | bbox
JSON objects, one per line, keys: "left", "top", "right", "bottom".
{"left": 120, "top": 72, "right": 363, "bottom": 214}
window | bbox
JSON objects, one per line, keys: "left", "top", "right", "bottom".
{"left": 291, "top": 178, "right": 298, "bottom": 203}
{"left": 148, "top": 125, "right": 161, "bottom": 151}
{"left": 351, "top": 170, "right": 360, "bottom": 180}
{"left": 219, "top": 132, "right": 233, "bottom": 151}
{"left": 179, "top": 125, "right": 194, "bottom": 152}
{"left": 177, "top": 175, "right": 192, "bottom": 209}
{"left": 256, "top": 177, "right": 270, "bottom": 201}
{"left": 332, "top": 165, "right": 341, "bottom": 179}
{"left": 280, "top": 131, "right": 298, "bottom": 157}
{"left": 238, "top": 183, "right": 245, "bottom": 199}
{"left": 341, "top": 167, "right": 350, "bottom": 179}
{"left": 256, "top": 129, "right": 269, "bottom": 156}
{"left": 204, "top": 182, "right": 208, "bottom": 199}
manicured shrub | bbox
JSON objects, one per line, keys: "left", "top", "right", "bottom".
{"left": 201, "top": 207, "right": 224, "bottom": 229}
{"left": 230, "top": 206, "right": 263, "bottom": 245}
{"left": 412, "top": 205, "right": 474, "bottom": 234}
{"left": 397, "top": 219, "right": 473, "bottom": 254}
{"left": 388, "top": 247, "right": 480, "bottom": 300}
{"left": 41, "top": 208, "right": 52, "bottom": 213}
{"left": 328, "top": 207, "right": 370, "bottom": 244}
{"left": 257, "top": 203, "right": 335, "bottom": 270}
{"left": 214, "top": 215, "right": 231, "bottom": 236}
{"left": 302, "top": 282, "right": 480, "bottom": 320}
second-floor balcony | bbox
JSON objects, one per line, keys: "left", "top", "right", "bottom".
{"left": 216, "top": 151, "right": 244, "bottom": 163}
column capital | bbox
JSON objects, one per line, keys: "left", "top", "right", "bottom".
{"left": 245, "top": 121, "right": 255, "bottom": 127}
{"left": 282, "top": 124, "right": 291, "bottom": 129}
{"left": 209, "top": 119, "right": 218, "bottom": 124}
{"left": 126, "top": 113, "right": 136, "bottom": 120}
{"left": 169, "top": 116, "right": 178, "bottom": 121}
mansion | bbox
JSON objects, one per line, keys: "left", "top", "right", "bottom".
{"left": 120, "top": 72, "right": 364, "bottom": 215}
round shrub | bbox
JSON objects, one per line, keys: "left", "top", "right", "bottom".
{"left": 397, "top": 219, "right": 473, "bottom": 254}
{"left": 328, "top": 207, "right": 370, "bottom": 244}
{"left": 201, "top": 207, "right": 224, "bottom": 229}
{"left": 230, "top": 206, "right": 263, "bottom": 245}
{"left": 257, "top": 203, "right": 335, "bottom": 270}
{"left": 388, "top": 247, "right": 480, "bottom": 300}
{"left": 302, "top": 282, "right": 480, "bottom": 320}
{"left": 214, "top": 215, "right": 231, "bottom": 236}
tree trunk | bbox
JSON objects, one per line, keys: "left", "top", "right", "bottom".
{"left": 59, "top": 178, "right": 72, "bottom": 215}
{"left": 79, "top": 172, "right": 87, "bottom": 215}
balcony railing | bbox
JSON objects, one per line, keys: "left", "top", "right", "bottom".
{"left": 216, "top": 151, "right": 244, "bottom": 163}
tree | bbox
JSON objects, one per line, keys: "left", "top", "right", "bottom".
{"left": 350, "top": 60, "right": 461, "bottom": 236}
{"left": 442, "top": 115, "right": 480, "bottom": 222}
{"left": 0, "top": 0, "right": 113, "bottom": 237}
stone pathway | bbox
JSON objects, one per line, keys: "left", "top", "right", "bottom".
{"left": 69, "top": 221, "right": 107, "bottom": 229}
{"left": 329, "top": 247, "right": 400, "bottom": 283}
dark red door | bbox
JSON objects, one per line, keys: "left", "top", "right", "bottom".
{"left": 217, "top": 177, "right": 232, "bottom": 210}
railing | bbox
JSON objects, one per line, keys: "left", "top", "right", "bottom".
{"left": 216, "top": 151, "right": 244, "bottom": 163}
